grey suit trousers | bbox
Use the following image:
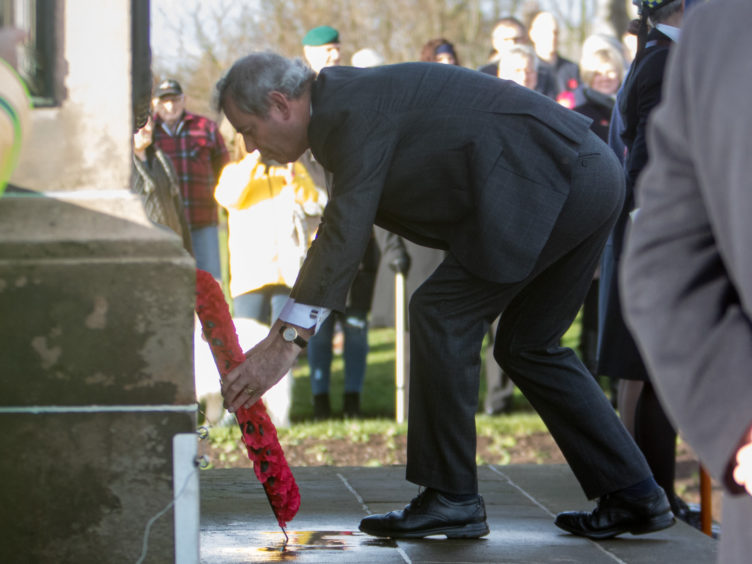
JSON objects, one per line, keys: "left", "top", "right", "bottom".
{"left": 406, "top": 133, "right": 651, "bottom": 499}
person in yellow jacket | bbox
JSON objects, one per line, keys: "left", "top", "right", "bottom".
{"left": 1, "top": 28, "right": 30, "bottom": 196}
{"left": 215, "top": 142, "right": 325, "bottom": 324}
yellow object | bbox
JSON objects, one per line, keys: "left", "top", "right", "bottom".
{"left": 215, "top": 151, "right": 326, "bottom": 297}
{"left": 0, "top": 60, "right": 31, "bottom": 195}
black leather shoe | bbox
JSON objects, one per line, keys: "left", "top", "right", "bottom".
{"left": 555, "top": 488, "right": 675, "bottom": 540}
{"left": 671, "top": 495, "right": 704, "bottom": 532}
{"left": 359, "top": 489, "right": 490, "bottom": 539}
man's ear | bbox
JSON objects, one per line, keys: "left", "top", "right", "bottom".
{"left": 268, "top": 91, "right": 291, "bottom": 118}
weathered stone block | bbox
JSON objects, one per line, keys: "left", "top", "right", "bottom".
{"left": 0, "top": 194, "right": 198, "bottom": 562}
{"left": 0, "top": 411, "right": 195, "bottom": 563}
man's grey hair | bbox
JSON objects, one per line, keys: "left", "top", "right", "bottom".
{"left": 213, "top": 52, "right": 315, "bottom": 117}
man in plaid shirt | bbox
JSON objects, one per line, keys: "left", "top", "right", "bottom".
{"left": 152, "top": 79, "right": 229, "bottom": 279}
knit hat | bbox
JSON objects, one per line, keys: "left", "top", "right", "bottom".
{"left": 302, "top": 26, "right": 340, "bottom": 46}
{"left": 435, "top": 43, "right": 457, "bottom": 59}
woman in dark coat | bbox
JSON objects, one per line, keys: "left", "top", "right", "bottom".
{"left": 598, "top": 0, "right": 694, "bottom": 524}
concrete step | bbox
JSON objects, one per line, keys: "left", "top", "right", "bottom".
{"left": 200, "top": 464, "right": 717, "bottom": 563}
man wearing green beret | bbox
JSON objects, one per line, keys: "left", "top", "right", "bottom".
{"left": 302, "top": 25, "right": 341, "bottom": 74}
{"left": 300, "top": 24, "right": 383, "bottom": 420}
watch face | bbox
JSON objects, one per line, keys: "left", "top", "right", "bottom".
{"left": 283, "top": 327, "right": 296, "bottom": 341}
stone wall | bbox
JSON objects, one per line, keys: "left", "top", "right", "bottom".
{"left": 0, "top": 1, "right": 198, "bottom": 561}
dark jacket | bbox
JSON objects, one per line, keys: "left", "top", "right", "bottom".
{"left": 550, "top": 55, "right": 581, "bottom": 94}
{"left": 131, "top": 146, "right": 193, "bottom": 254}
{"left": 598, "top": 28, "right": 674, "bottom": 380}
{"left": 621, "top": 29, "right": 673, "bottom": 201}
{"left": 290, "top": 62, "right": 593, "bottom": 311}
{"left": 574, "top": 88, "right": 616, "bottom": 143}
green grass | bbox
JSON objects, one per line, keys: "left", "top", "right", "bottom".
{"left": 206, "top": 410, "right": 551, "bottom": 466}
{"left": 288, "top": 311, "right": 586, "bottom": 422}
{"left": 290, "top": 327, "right": 401, "bottom": 421}
{"left": 202, "top": 241, "right": 603, "bottom": 451}
{"left": 204, "top": 312, "right": 601, "bottom": 459}
{"left": 216, "top": 209, "right": 600, "bottom": 424}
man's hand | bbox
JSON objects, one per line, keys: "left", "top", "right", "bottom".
{"left": 221, "top": 320, "right": 310, "bottom": 413}
{"left": 732, "top": 426, "right": 752, "bottom": 496}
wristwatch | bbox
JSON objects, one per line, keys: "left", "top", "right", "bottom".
{"left": 279, "top": 325, "right": 308, "bottom": 348}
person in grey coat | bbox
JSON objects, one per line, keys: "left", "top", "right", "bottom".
{"left": 215, "top": 52, "right": 673, "bottom": 540}
{"left": 622, "top": 0, "right": 752, "bottom": 560}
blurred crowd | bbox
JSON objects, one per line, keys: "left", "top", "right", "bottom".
{"left": 126, "top": 8, "right": 644, "bottom": 425}
{"left": 5, "top": 1, "right": 751, "bottom": 557}
{"left": 119, "top": 5, "right": 735, "bottom": 536}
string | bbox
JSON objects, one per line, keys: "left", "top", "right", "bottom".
{"left": 135, "top": 461, "right": 199, "bottom": 564}
{"left": 135, "top": 430, "right": 208, "bottom": 564}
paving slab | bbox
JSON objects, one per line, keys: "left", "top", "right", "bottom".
{"left": 200, "top": 464, "right": 718, "bottom": 563}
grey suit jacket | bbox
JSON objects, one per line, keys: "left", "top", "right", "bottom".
{"left": 622, "top": 0, "right": 752, "bottom": 505}
{"left": 290, "top": 62, "right": 592, "bottom": 311}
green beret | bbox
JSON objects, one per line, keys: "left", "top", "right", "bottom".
{"left": 302, "top": 25, "right": 340, "bottom": 46}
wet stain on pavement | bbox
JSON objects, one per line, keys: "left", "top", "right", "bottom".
{"left": 207, "top": 530, "right": 398, "bottom": 561}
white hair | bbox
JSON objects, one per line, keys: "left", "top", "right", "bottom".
{"left": 351, "top": 48, "right": 384, "bottom": 68}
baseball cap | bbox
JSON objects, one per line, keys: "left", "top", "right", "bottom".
{"left": 154, "top": 79, "right": 183, "bottom": 98}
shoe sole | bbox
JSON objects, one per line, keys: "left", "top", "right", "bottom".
{"left": 360, "top": 521, "right": 490, "bottom": 539}
{"left": 629, "top": 512, "right": 676, "bottom": 536}
{"left": 556, "top": 512, "right": 676, "bottom": 540}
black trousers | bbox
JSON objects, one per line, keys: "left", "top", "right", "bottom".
{"left": 406, "top": 134, "right": 651, "bottom": 499}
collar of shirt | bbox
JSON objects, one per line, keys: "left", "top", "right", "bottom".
{"left": 157, "top": 110, "right": 192, "bottom": 137}
{"left": 655, "top": 24, "right": 681, "bottom": 43}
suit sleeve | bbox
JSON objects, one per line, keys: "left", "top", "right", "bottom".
{"left": 347, "top": 231, "right": 381, "bottom": 313}
{"left": 290, "top": 109, "right": 395, "bottom": 312}
{"left": 621, "top": 29, "right": 752, "bottom": 494}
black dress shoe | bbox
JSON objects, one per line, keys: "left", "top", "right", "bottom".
{"left": 670, "top": 495, "right": 704, "bottom": 532}
{"left": 359, "top": 489, "right": 490, "bottom": 539}
{"left": 555, "top": 488, "right": 675, "bottom": 540}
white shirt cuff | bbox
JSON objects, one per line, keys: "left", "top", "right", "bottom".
{"left": 279, "top": 298, "right": 331, "bottom": 334}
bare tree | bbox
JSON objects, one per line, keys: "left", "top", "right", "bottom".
{"left": 151, "top": 0, "right": 633, "bottom": 116}
{"left": 592, "top": 0, "right": 632, "bottom": 38}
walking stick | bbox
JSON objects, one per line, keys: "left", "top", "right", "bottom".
{"left": 699, "top": 464, "right": 713, "bottom": 536}
{"left": 395, "top": 270, "right": 407, "bottom": 423}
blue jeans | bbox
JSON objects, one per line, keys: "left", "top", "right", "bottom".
{"left": 308, "top": 309, "right": 369, "bottom": 396}
{"left": 191, "top": 225, "right": 222, "bottom": 280}
{"left": 233, "top": 286, "right": 289, "bottom": 325}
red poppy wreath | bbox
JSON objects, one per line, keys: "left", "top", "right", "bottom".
{"left": 195, "top": 268, "right": 300, "bottom": 529}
